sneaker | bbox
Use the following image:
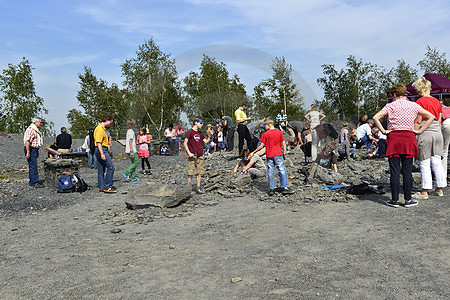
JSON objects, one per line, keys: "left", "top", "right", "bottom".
{"left": 122, "top": 173, "right": 130, "bottom": 181}
{"left": 412, "top": 192, "right": 428, "bottom": 200}
{"left": 385, "top": 200, "right": 400, "bottom": 208}
{"left": 145, "top": 170, "right": 152, "bottom": 175}
{"left": 100, "top": 187, "right": 117, "bottom": 194}
{"left": 432, "top": 190, "right": 444, "bottom": 197}
{"left": 268, "top": 189, "right": 275, "bottom": 196}
{"left": 404, "top": 200, "right": 418, "bottom": 207}
{"left": 141, "top": 170, "right": 146, "bottom": 174}
{"left": 195, "top": 188, "right": 205, "bottom": 195}
{"left": 281, "top": 187, "right": 295, "bottom": 195}
{"left": 130, "top": 178, "right": 140, "bottom": 182}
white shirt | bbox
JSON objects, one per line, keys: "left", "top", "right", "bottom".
{"left": 82, "top": 135, "right": 90, "bottom": 152}
{"left": 355, "top": 123, "right": 372, "bottom": 140}
{"left": 217, "top": 131, "right": 223, "bottom": 142}
{"left": 125, "top": 129, "right": 136, "bottom": 153}
{"left": 308, "top": 111, "right": 321, "bottom": 129}
{"left": 165, "top": 128, "right": 176, "bottom": 139}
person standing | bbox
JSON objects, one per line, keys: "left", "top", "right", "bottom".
{"left": 122, "top": 119, "right": 140, "bottom": 182}
{"left": 235, "top": 102, "right": 254, "bottom": 154}
{"left": 137, "top": 127, "right": 152, "bottom": 174}
{"left": 412, "top": 77, "right": 447, "bottom": 199}
{"left": 373, "top": 83, "right": 435, "bottom": 207}
{"left": 442, "top": 104, "right": 450, "bottom": 177}
{"left": 276, "top": 109, "right": 288, "bottom": 131}
{"left": 56, "top": 127, "right": 72, "bottom": 153}
{"left": 248, "top": 117, "right": 294, "bottom": 196}
{"left": 305, "top": 105, "right": 326, "bottom": 160}
{"left": 184, "top": 117, "right": 210, "bottom": 194}
{"left": 23, "top": 117, "right": 44, "bottom": 187}
{"left": 94, "top": 115, "right": 117, "bottom": 193}
{"left": 221, "top": 114, "right": 234, "bottom": 151}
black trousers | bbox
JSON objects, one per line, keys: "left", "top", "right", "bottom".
{"left": 141, "top": 158, "right": 151, "bottom": 170}
{"left": 225, "top": 127, "right": 235, "bottom": 151}
{"left": 388, "top": 155, "right": 413, "bottom": 201}
{"left": 237, "top": 124, "right": 253, "bottom": 154}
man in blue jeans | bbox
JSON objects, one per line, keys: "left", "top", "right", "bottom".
{"left": 248, "top": 117, "right": 294, "bottom": 196}
{"left": 94, "top": 115, "right": 117, "bottom": 193}
{"left": 23, "top": 117, "right": 44, "bottom": 188}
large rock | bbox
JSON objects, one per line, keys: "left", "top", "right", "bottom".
{"left": 126, "top": 185, "right": 192, "bottom": 209}
{"left": 233, "top": 174, "right": 252, "bottom": 188}
{"left": 314, "top": 166, "right": 344, "bottom": 184}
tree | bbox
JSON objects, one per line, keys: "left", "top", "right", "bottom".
{"left": 252, "top": 56, "right": 304, "bottom": 119}
{"left": 0, "top": 58, "right": 50, "bottom": 133}
{"left": 391, "top": 59, "right": 418, "bottom": 85}
{"left": 68, "top": 66, "right": 129, "bottom": 138}
{"left": 122, "top": 39, "right": 183, "bottom": 137}
{"left": 418, "top": 46, "right": 450, "bottom": 78}
{"left": 317, "top": 55, "right": 391, "bottom": 120}
{"left": 183, "top": 55, "right": 248, "bottom": 120}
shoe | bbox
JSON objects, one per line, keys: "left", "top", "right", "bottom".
{"left": 268, "top": 189, "right": 275, "bottom": 196}
{"left": 196, "top": 188, "right": 205, "bottom": 195}
{"left": 385, "top": 200, "right": 400, "bottom": 208}
{"left": 145, "top": 170, "right": 152, "bottom": 175}
{"left": 281, "top": 187, "right": 295, "bottom": 195}
{"left": 141, "top": 170, "right": 146, "bottom": 174}
{"left": 130, "top": 178, "right": 140, "bottom": 182}
{"left": 412, "top": 192, "right": 428, "bottom": 200}
{"left": 404, "top": 200, "right": 418, "bottom": 207}
{"left": 100, "top": 187, "right": 117, "bottom": 193}
{"left": 122, "top": 173, "right": 130, "bottom": 181}
{"left": 432, "top": 190, "right": 444, "bottom": 197}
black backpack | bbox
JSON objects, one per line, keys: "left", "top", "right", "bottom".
{"left": 73, "top": 173, "right": 89, "bottom": 193}
{"left": 88, "top": 128, "right": 96, "bottom": 153}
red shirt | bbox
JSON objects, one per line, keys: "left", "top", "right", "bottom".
{"left": 416, "top": 96, "right": 442, "bottom": 121}
{"left": 185, "top": 129, "right": 205, "bottom": 157}
{"left": 260, "top": 128, "right": 285, "bottom": 158}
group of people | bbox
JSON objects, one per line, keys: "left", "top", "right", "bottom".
{"left": 23, "top": 82, "right": 450, "bottom": 202}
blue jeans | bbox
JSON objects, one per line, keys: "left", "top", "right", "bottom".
{"left": 267, "top": 155, "right": 288, "bottom": 190}
{"left": 87, "top": 151, "right": 97, "bottom": 169}
{"left": 95, "top": 148, "right": 114, "bottom": 190}
{"left": 24, "top": 147, "right": 39, "bottom": 185}
{"left": 357, "top": 135, "right": 372, "bottom": 149}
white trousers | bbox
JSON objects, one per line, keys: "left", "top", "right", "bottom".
{"left": 442, "top": 119, "right": 450, "bottom": 176}
{"left": 311, "top": 129, "right": 319, "bottom": 161}
{"left": 419, "top": 155, "right": 447, "bottom": 190}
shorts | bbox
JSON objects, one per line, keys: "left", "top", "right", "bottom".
{"left": 187, "top": 156, "right": 206, "bottom": 176}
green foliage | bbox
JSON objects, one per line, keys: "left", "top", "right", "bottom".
{"left": 68, "top": 66, "right": 129, "bottom": 139}
{"left": 418, "top": 46, "right": 450, "bottom": 78}
{"left": 183, "top": 55, "right": 248, "bottom": 121}
{"left": 122, "top": 39, "right": 183, "bottom": 138}
{"left": 391, "top": 59, "right": 418, "bottom": 85}
{"left": 252, "top": 56, "right": 304, "bottom": 120}
{"left": 0, "top": 58, "right": 49, "bottom": 133}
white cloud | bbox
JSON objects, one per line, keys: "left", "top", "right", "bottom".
{"left": 37, "top": 54, "right": 103, "bottom": 68}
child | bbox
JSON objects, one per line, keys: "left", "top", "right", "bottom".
{"left": 137, "top": 127, "right": 152, "bottom": 175}
{"left": 123, "top": 119, "right": 140, "bottom": 181}
{"left": 315, "top": 142, "right": 338, "bottom": 173}
{"left": 233, "top": 149, "right": 267, "bottom": 179}
{"left": 248, "top": 117, "right": 294, "bottom": 196}
{"left": 217, "top": 126, "right": 225, "bottom": 151}
{"left": 184, "top": 117, "right": 210, "bottom": 194}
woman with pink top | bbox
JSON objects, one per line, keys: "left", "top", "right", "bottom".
{"left": 373, "top": 84, "right": 434, "bottom": 208}
{"left": 137, "top": 127, "right": 152, "bottom": 175}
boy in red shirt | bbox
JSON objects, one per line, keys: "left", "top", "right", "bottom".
{"left": 184, "top": 117, "right": 210, "bottom": 194}
{"left": 249, "top": 117, "right": 294, "bottom": 196}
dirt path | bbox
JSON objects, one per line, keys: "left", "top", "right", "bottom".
{"left": 1, "top": 184, "right": 449, "bottom": 299}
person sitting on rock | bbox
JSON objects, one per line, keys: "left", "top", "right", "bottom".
{"left": 355, "top": 119, "right": 376, "bottom": 149}
{"left": 337, "top": 135, "right": 357, "bottom": 160}
{"left": 314, "top": 142, "right": 338, "bottom": 173}
{"left": 367, "top": 128, "right": 387, "bottom": 159}
{"left": 233, "top": 149, "right": 267, "bottom": 179}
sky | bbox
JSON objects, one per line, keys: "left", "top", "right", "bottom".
{"left": 1, "top": 0, "right": 449, "bottom": 131}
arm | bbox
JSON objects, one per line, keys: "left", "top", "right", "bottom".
{"left": 413, "top": 109, "right": 435, "bottom": 135}
{"left": 97, "top": 142, "right": 105, "bottom": 160}
{"left": 25, "top": 140, "right": 31, "bottom": 159}
{"left": 319, "top": 113, "right": 326, "bottom": 122}
{"left": 183, "top": 138, "right": 194, "bottom": 158}
{"left": 373, "top": 110, "right": 392, "bottom": 135}
{"left": 282, "top": 140, "right": 287, "bottom": 155}
{"left": 304, "top": 112, "right": 311, "bottom": 121}
{"left": 332, "top": 163, "right": 338, "bottom": 173}
{"left": 129, "top": 137, "right": 133, "bottom": 153}
{"left": 248, "top": 142, "right": 265, "bottom": 159}
{"left": 242, "top": 159, "right": 255, "bottom": 173}
{"left": 233, "top": 161, "right": 242, "bottom": 175}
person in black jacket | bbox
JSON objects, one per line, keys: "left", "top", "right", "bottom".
{"left": 56, "top": 127, "right": 72, "bottom": 153}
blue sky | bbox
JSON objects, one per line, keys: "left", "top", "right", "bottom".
{"left": 1, "top": 0, "right": 449, "bottom": 131}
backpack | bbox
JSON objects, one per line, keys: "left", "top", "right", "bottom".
{"left": 57, "top": 174, "right": 75, "bottom": 193}
{"left": 88, "top": 128, "right": 96, "bottom": 153}
{"left": 73, "top": 173, "right": 89, "bottom": 193}
{"left": 160, "top": 145, "right": 168, "bottom": 155}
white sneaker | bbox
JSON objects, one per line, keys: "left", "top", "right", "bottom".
{"left": 432, "top": 190, "right": 444, "bottom": 197}
{"left": 412, "top": 192, "right": 428, "bottom": 200}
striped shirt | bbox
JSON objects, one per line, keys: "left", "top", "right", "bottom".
{"left": 381, "top": 97, "right": 422, "bottom": 131}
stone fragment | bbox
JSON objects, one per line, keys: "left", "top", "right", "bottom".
{"left": 126, "top": 185, "right": 192, "bottom": 209}
{"left": 110, "top": 228, "right": 122, "bottom": 234}
{"left": 217, "top": 189, "right": 237, "bottom": 198}
{"left": 230, "top": 277, "right": 242, "bottom": 283}
{"left": 233, "top": 174, "right": 252, "bottom": 188}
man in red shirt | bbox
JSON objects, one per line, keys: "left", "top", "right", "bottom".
{"left": 184, "top": 117, "right": 210, "bottom": 194}
{"left": 249, "top": 117, "right": 294, "bottom": 196}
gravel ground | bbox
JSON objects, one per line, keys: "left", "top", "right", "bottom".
{"left": 0, "top": 132, "right": 449, "bottom": 299}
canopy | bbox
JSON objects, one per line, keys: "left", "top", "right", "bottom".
{"left": 387, "top": 73, "right": 450, "bottom": 101}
